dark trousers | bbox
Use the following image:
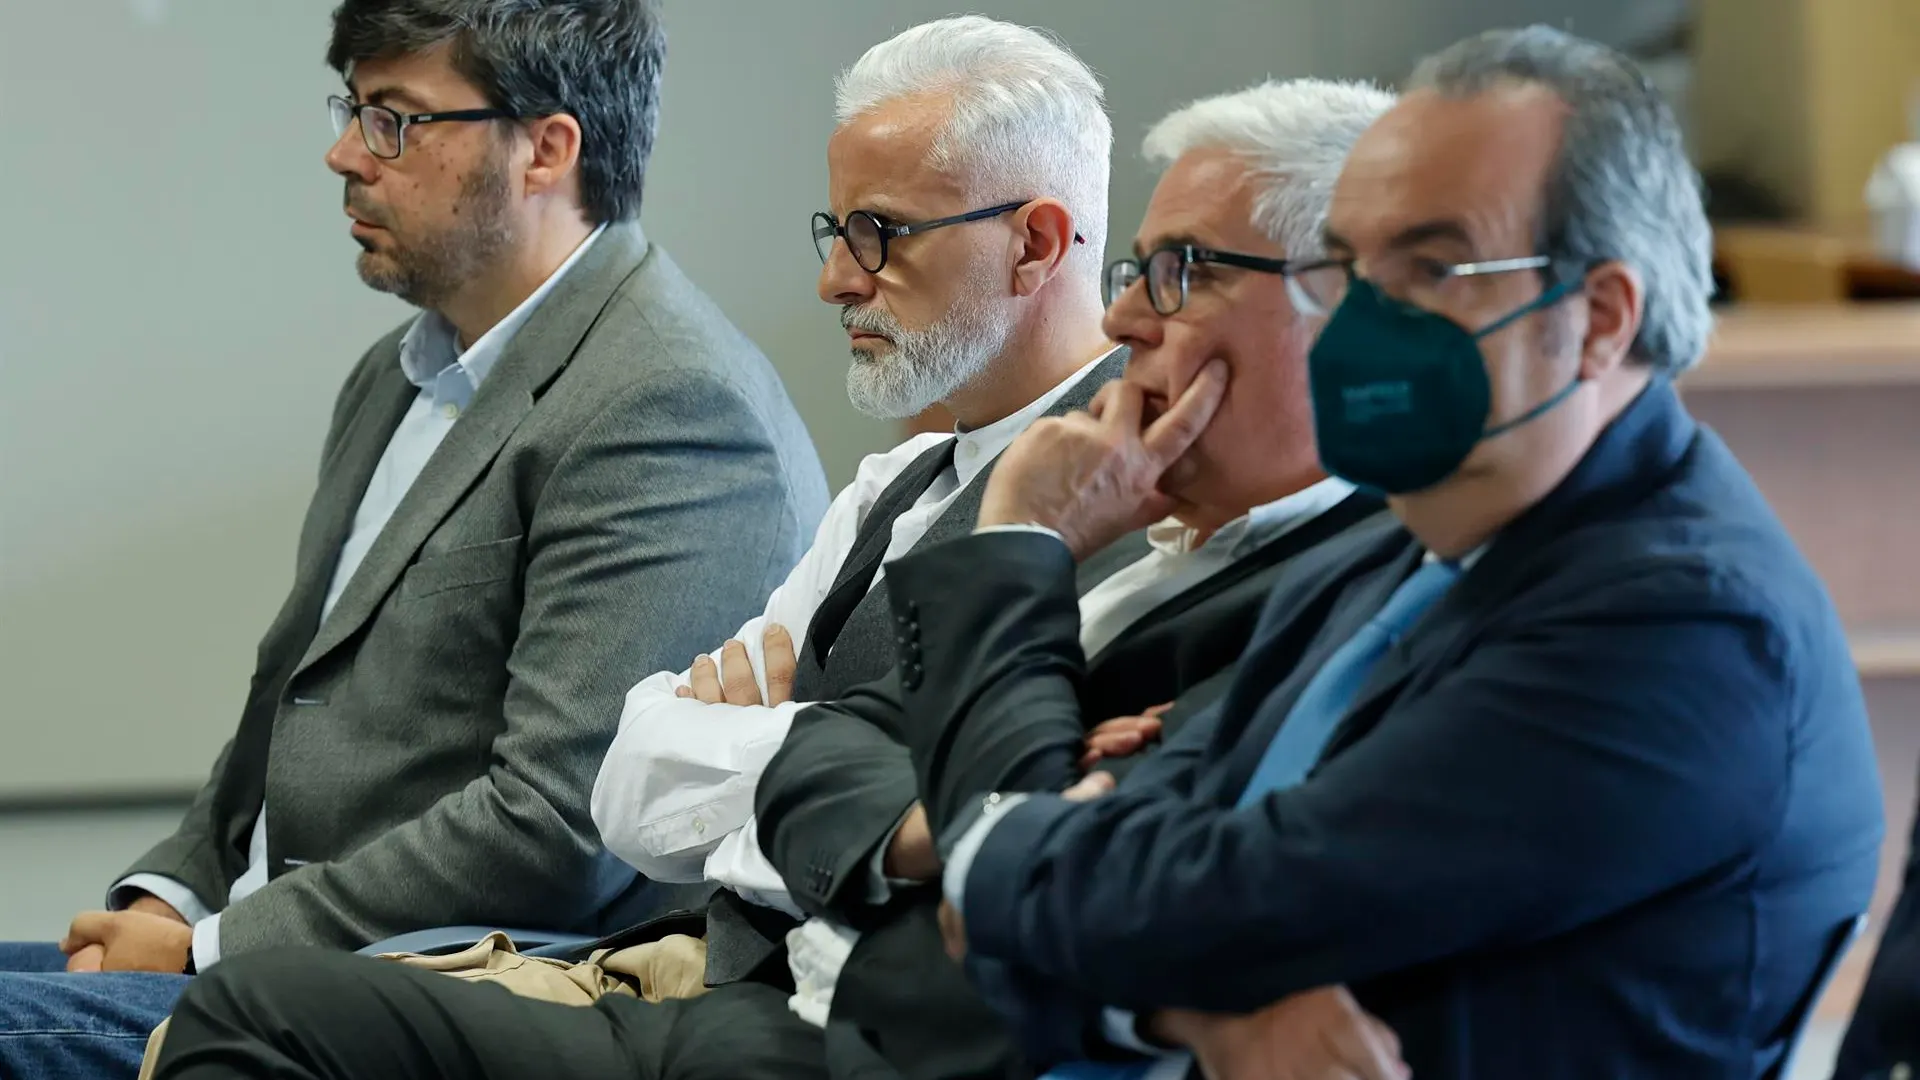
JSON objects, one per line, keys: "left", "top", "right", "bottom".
{"left": 152, "top": 947, "right": 828, "bottom": 1080}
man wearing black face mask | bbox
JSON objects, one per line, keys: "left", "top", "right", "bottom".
{"left": 886, "top": 25, "right": 1885, "bottom": 1080}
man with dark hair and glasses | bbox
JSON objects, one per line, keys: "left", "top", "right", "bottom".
{"left": 0, "top": 2, "right": 828, "bottom": 1077}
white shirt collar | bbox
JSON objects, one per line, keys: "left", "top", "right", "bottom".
{"left": 396, "top": 223, "right": 608, "bottom": 406}
{"left": 948, "top": 345, "right": 1122, "bottom": 489}
{"left": 1146, "top": 476, "right": 1359, "bottom": 557}
{"left": 1425, "top": 542, "right": 1489, "bottom": 570}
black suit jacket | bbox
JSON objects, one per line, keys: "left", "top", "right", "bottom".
{"left": 755, "top": 493, "right": 1383, "bottom": 1079}
{"left": 916, "top": 382, "right": 1884, "bottom": 1079}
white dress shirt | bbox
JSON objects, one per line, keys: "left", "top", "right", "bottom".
{"left": 111, "top": 225, "right": 606, "bottom": 970}
{"left": 588, "top": 349, "right": 1118, "bottom": 910}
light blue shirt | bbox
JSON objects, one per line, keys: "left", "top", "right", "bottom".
{"left": 113, "top": 225, "right": 605, "bottom": 969}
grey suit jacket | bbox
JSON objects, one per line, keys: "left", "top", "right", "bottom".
{"left": 122, "top": 222, "right": 829, "bottom": 955}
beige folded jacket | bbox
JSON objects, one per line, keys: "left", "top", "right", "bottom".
{"left": 138, "top": 931, "right": 710, "bottom": 1079}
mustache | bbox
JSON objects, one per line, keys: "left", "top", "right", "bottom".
{"left": 343, "top": 184, "right": 390, "bottom": 228}
{"left": 840, "top": 305, "right": 898, "bottom": 340}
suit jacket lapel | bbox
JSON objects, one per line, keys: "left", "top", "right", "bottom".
{"left": 1321, "top": 555, "right": 1488, "bottom": 760}
{"left": 299, "top": 358, "right": 417, "bottom": 626}
{"left": 295, "top": 222, "right": 652, "bottom": 676}
{"left": 1212, "top": 534, "right": 1418, "bottom": 798}
{"left": 208, "top": 357, "right": 417, "bottom": 874}
{"left": 804, "top": 439, "right": 956, "bottom": 661}
{"left": 1320, "top": 384, "right": 1702, "bottom": 759}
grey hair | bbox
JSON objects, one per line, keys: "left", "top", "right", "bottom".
{"left": 326, "top": 0, "right": 666, "bottom": 224}
{"left": 1408, "top": 25, "right": 1714, "bottom": 375}
{"left": 1142, "top": 79, "right": 1396, "bottom": 259}
{"left": 834, "top": 15, "right": 1112, "bottom": 278}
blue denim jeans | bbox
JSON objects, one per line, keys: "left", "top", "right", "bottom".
{"left": 0, "top": 941, "right": 190, "bottom": 1080}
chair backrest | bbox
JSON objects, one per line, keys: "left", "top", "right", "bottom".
{"left": 1764, "top": 913, "right": 1868, "bottom": 1080}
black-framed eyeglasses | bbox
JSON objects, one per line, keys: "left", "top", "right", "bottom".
{"left": 811, "top": 200, "right": 1028, "bottom": 273}
{"left": 1283, "top": 254, "right": 1555, "bottom": 318}
{"left": 328, "top": 94, "right": 518, "bottom": 160}
{"left": 1104, "top": 244, "right": 1307, "bottom": 316}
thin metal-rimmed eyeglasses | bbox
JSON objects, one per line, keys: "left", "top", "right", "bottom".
{"left": 1281, "top": 254, "right": 1555, "bottom": 318}
{"left": 812, "top": 201, "right": 1029, "bottom": 274}
{"left": 1104, "top": 244, "right": 1308, "bottom": 316}
{"left": 328, "top": 94, "right": 519, "bottom": 160}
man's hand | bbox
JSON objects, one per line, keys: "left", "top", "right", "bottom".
{"left": 1080, "top": 703, "right": 1171, "bottom": 770}
{"left": 1156, "top": 988, "right": 1409, "bottom": 1080}
{"left": 1061, "top": 771, "right": 1116, "bottom": 802}
{"left": 61, "top": 911, "right": 193, "bottom": 974}
{"left": 676, "top": 624, "right": 797, "bottom": 706}
{"left": 977, "top": 360, "right": 1227, "bottom": 559}
{"left": 883, "top": 802, "right": 940, "bottom": 881}
{"left": 64, "top": 944, "right": 105, "bottom": 972}
{"left": 938, "top": 897, "right": 968, "bottom": 963}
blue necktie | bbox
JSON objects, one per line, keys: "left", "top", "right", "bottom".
{"left": 1042, "top": 558, "right": 1462, "bottom": 1080}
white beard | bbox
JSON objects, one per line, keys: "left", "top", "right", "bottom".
{"left": 842, "top": 272, "right": 1011, "bottom": 419}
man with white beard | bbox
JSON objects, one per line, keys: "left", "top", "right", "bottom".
{"left": 584, "top": 8, "right": 1134, "bottom": 1027}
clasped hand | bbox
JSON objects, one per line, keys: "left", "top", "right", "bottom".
{"left": 675, "top": 623, "right": 797, "bottom": 707}
{"left": 61, "top": 894, "right": 192, "bottom": 974}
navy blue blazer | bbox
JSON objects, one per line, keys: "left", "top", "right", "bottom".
{"left": 926, "top": 380, "right": 1883, "bottom": 1078}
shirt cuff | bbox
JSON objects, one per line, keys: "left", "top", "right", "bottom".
{"left": 864, "top": 809, "right": 927, "bottom": 904}
{"left": 1102, "top": 1006, "right": 1181, "bottom": 1057}
{"left": 190, "top": 912, "right": 223, "bottom": 971}
{"left": 939, "top": 792, "right": 1030, "bottom": 919}
{"left": 109, "top": 874, "right": 215, "bottom": 926}
{"left": 973, "top": 523, "right": 1067, "bottom": 545}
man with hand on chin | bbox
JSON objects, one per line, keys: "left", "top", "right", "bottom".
{"left": 916, "top": 26, "right": 1882, "bottom": 1080}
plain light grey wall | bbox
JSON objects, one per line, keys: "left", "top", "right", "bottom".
{"left": 0, "top": 0, "right": 1680, "bottom": 798}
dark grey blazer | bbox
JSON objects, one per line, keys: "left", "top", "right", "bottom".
{"left": 121, "top": 222, "right": 829, "bottom": 955}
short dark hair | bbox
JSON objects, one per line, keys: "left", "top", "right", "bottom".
{"left": 327, "top": 0, "right": 666, "bottom": 224}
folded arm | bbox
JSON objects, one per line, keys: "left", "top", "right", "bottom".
{"left": 591, "top": 614, "right": 811, "bottom": 883}
{"left": 885, "top": 530, "right": 1100, "bottom": 837}
{"left": 589, "top": 431, "right": 928, "bottom": 885}
{"left": 755, "top": 679, "right": 926, "bottom": 924}
{"left": 960, "top": 570, "right": 1797, "bottom": 1014}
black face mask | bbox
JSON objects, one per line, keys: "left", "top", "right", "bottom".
{"left": 1307, "top": 278, "right": 1582, "bottom": 495}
